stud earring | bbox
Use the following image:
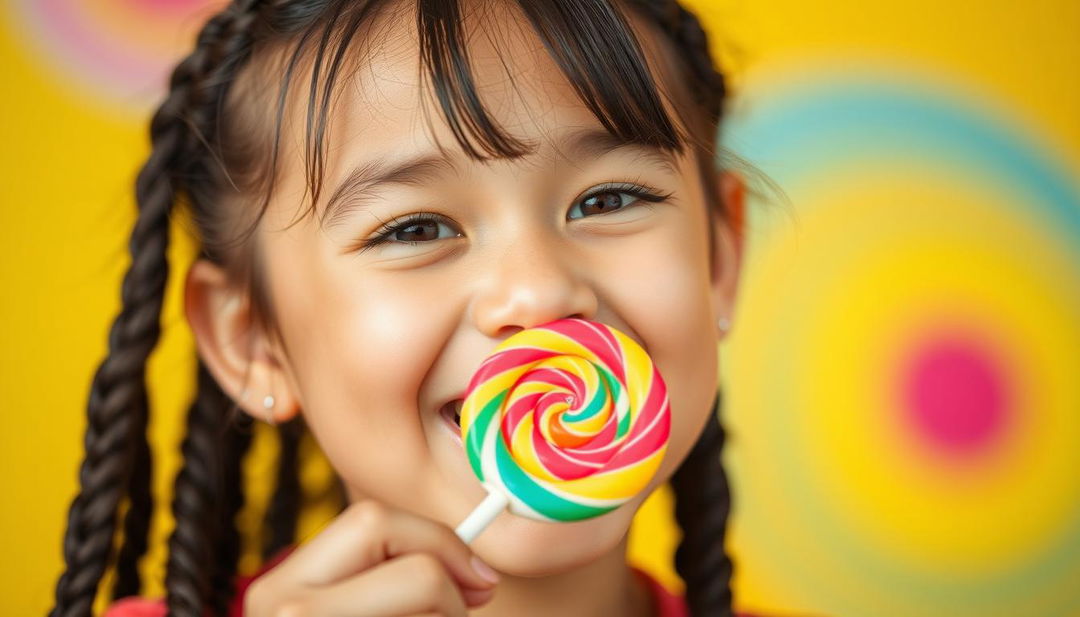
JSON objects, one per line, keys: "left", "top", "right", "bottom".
{"left": 263, "top": 394, "right": 276, "bottom": 425}
{"left": 717, "top": 317, "right": 730, "bottom": 333}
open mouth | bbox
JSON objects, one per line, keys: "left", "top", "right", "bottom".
{"left": 438, "top": 398, "right": 464, "bottom": 433}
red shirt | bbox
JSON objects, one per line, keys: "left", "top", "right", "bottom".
{"left": 105, "top": 546, "right": 694, "bottom": 617}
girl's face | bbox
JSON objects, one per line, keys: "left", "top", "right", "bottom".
{"left": 187, "top": 3, "right": 742, "bottom": 576}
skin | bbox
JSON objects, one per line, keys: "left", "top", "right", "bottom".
{"left": 184, "top": 1, "right": 745, "bottom": 615}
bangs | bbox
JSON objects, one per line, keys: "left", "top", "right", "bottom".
{"left": 266, "top": 0, "right": 689, "bottom": 224}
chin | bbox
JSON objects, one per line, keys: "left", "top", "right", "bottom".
{"left": 468, "top": 499, "right": 638, "bottom": 577}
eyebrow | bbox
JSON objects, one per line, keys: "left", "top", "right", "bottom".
{"left": 319, "top": 126, "right": 679, "bottom": 231}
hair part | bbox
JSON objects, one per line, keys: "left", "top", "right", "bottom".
{"left": 51, "top": 1, "right": 742, "bottom": 615}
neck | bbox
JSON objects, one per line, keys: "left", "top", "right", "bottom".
{"left": 471, "top": 534, "right": 653, "bottom": 617}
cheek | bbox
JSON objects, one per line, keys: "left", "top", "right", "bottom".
{"left": 601, "top": 212, "right": 717, "bottom": 478}
{"left": 268, "top": 250, "right": 454, "bottom": 500}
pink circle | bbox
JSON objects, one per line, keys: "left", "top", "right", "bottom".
{"left": 901, "top": 334, "right": 1011, "bottom": 460}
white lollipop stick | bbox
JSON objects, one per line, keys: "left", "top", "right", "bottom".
{"left": 455, "top": 490, "right": 509, "bottom": 543}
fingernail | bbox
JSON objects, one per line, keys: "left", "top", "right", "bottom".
{"left": 470, "top": 555, "right": 499, "bottom": 584}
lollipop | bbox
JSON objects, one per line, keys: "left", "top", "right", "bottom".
{"left": 454, "top": 318, "right": 670, "bottom": 542}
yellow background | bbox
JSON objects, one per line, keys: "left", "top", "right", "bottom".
{"left": 2, "top": 0, "right": 1077, "bottom": 615}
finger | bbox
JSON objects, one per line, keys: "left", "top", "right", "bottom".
{"left": 277, "top": 500, "right": 499, "bottom": 591}
{"left": 461, "top": 586, "right": 496, "bottom": 608}
{"left": 305, "top": 552, "right": 468, "bottom": 617}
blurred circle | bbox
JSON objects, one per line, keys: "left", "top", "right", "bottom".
{"left": 724, "top": 70, "right": 1080, "bottom": 615}
{"left": 7, "top": 0, "right": 220, "bottom": 109}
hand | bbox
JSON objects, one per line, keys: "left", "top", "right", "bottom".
{"left": 244, "top": 500, "right": 500, "bottom": 616}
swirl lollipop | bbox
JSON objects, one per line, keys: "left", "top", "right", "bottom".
{"left": 454, "top": 318, "right": 670, "bottom": 542}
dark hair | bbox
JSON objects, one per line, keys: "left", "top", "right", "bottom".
{"left": 50, "top": 1, "right": 752, "bottom": 615}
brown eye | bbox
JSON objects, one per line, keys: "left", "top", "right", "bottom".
{"left": 567, "top": 184, "right": 669, "bottom": 221}
{"left": 394, "top": 220, "right": 440, "bottom": 242}
{"left": 580, "top": 191, "right": 625, "bottom": 216}
{"left": 355, "top": 212, "right": 461, "bottom": 254}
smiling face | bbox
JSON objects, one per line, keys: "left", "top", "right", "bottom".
{"left": 186, "top": 0, "right": 743, "bottom": 576}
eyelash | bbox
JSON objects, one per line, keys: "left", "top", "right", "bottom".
{"left": 353, "top": 182, "right": 672, "bottom": 254}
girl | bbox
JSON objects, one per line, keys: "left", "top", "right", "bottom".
{"left": 50, "top": 0, "right": 759, "bottom": 615}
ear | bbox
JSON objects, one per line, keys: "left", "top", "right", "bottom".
{"left": 709, "top": 169, "right": 746, "bottom": 341}
{"left": 184, "top": 259, "right": 301, "bottom": 424}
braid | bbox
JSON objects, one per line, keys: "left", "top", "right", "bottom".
{"left": 48, "top": 6, "right": 193, "bottom": 612}
{"left": 157, "top": 4, "right": 266, "bottom": 616}
{"left": 262, "top": 417, "right": 304, "bottom": 562}
{"left": 670, "top": 390, "right": 735, "bottom": 617}
{"left": 208, "top": 412, "right": 254, "bottom": 617}
{"left": 50, "top": 1, "right": 267, "bottom": 615}
{"left": 111, "top": 428, "right": 153, "bottom": 600}
{"left": 165, "top": 360, "right": 239, "bottom": 616}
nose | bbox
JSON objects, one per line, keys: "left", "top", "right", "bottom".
{"left": 469, "top": 231, "right": 599, "bottom": 340}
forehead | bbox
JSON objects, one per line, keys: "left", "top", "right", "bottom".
{"left": 263, "top": 0, "right": 694, "bottom": 217}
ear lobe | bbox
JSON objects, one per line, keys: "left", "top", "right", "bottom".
{"left": 183, "top": 259, "right": 301, "bottom": 423}
{"left": 709, "top": 169, "right": 747, "bottom": 339}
